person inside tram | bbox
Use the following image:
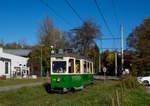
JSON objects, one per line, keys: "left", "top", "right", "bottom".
{"left": 59, "top": 67, "right": 64, "bottom": 73}
{"left": 53, "top": 61, "right": 66, "bottom": 73}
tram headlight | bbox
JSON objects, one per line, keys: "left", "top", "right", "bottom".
{"left": 57, "top": 77, "right": 60, "bottom": 82}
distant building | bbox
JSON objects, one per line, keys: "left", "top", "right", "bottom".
{"left": 0, "top": 47, "right": 31, "bottom": 78}
{"left": 3, "top": 49, "right": 31, "bottom": 57}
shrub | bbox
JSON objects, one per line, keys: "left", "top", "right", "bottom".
{"left": 121, "top": 74, "right": 141, "bottom": 89}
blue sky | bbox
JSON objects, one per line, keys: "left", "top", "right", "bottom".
{"left": 0, "top": 0, "right": 149, "bottom": 52}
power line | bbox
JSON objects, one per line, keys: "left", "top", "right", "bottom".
{"left": 40, "top": 0, "right": 73, "bottom": 27}
{"left": 94, "top": 0, "right": 114, "bottom": 38}
{"left": 111, "top": 0, "right": 120, "bottom": 27}
{"left": 64, "top": 0, "right": 83, "bottom": 23}
{"left": 102, "top": 48, "right": 120, "bottom": 50}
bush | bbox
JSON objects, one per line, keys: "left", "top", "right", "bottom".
{"left": 121, "top": 74, "right": 141, "bottom": 89}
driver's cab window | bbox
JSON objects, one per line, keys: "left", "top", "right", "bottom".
{"left": 52, "top": 61, "right": 66, "bottom": 73}
{"left": 68, "top": 59, "right": 74, "bottom": 73}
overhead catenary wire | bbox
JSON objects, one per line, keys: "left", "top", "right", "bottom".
{"left": 94, "top": 0, "right": 114, "bottom": 38}
{"left": 111, "top": 0, "right": 120, "bottom": 28}
{"left": 111, "top": 0, "right": 121, "bottom": 50}
{"left": 64, "top": 0, "right": 84, "bottom": 23}
{"left": 94, "top": 0, "right": 116, "bottom": 49}
{"left": 40, "top": 0, "right": 73, "bottom": 27}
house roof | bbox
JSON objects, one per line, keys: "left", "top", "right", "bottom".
{"left": 3, "top": 49, "right": 31, "bottom": 57}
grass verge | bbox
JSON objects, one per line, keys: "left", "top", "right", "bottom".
{"left": 0, "top": 80, "right": 150, "bottom": 106}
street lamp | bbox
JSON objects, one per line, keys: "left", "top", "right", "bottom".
{"left": 40, "top": 44, "right": 44, "bottom": 78}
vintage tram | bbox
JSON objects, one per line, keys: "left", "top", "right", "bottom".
{"left": 50, "top": 54, "right": 94, "bottom": 92}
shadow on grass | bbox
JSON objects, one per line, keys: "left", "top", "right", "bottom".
{"left": 43, "top": 83, "right": 52, "bottom": 93}
{"left": 42, "top": 83, "right": 81, "bottom": 94}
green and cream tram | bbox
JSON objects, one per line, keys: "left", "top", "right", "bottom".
{"left": 50, "top": 54, "right": 94, "bottom": 92}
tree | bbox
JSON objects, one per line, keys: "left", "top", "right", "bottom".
{"left": 5, "top": 42, "right": 22, "bottom": 49}
{"left": 71, "top": 19, "right": 102, "bottom": 56}
{"left": 106, "top": 53, "right": 115, "bottom": 67}
{"left": 90, "top": 43, "right": 100, "bottom": 73}
{"left": 17, "top": 38, "right": 27, "bottom": 48}
{"left": 0, "top": 38, "right": 4, "bottom": 47}
{"left": 29, "top": 15, "right": 65, "bottom": 75}
{"left": 127, "top": 17, "right": 150, "bottom": 75}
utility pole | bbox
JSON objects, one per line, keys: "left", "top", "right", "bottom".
{"left": 40, "top": 45, "right": 43, "bottom": 78}
{"left": 40, "top": 44, "right": 44, "bottom": 78}
{"left": 99, "top": 51, "right": 101, "bottom": 73}
{"left": 115, "top": 47, "right": 117, "bottom": 76}
{"left": 50, "top": 46, "right": 53, "bottom": 76}
{"left": 121, "top": 24, "right": 124, "bottom": 71}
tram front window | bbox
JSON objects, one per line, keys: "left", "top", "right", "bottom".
{"left": 52, "top": 61, "right": 66, "bottom": 73}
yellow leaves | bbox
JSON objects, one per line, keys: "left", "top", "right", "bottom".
{"left": 106, "top": 53, "right": 115, "bottom": 66}
{"left": 57, "top": 30, "right": 63, "bottom": 35}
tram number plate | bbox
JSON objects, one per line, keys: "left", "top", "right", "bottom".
{"left": 72, "top": 76, "right": 81, "bottom": 81}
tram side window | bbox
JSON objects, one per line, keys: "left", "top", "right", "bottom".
{"left": 87, "top": 62, "right": 90, "bottom": 73}
{"left": 84, "top": 61, "right": 87, "bottom": 73}
{"left": 52, "top": 61, "right": 66, "bottom": 73}
{"left": 75, "top": 60, "right": 80, "bottom": 73}
{"left": 69, "top": 59, "right": 74, "bottom": 73}
{"left": 90, "top": 63, "right": 92, "bottom": 73}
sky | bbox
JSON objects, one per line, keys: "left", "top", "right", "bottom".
{"left": 0, "top": 0, "right": 150, "bottom": 52}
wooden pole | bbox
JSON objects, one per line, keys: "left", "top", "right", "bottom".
{"left": 111, "top": 98, "right": 114, "bottom": 106}
{"left": 116, "top": 90, "right": 120, "bottom": 106}
{"left": 120, "top": 84, "right": 123, "bottom": 103}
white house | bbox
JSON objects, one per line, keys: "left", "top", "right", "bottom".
{"left": 0, "top": 47, "right": 30, "bottom": 78}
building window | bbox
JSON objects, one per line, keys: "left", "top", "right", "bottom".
{"left": 5, "top": 62, "right": 8, "bottom": 74}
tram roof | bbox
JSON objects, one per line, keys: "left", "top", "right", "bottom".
{"left": 51, "top": 54, "right": 93, "bottom": 62}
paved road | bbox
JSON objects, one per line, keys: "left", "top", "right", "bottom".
{"left": 94, "top": 75, "right": 119, "bottom": 80}
{"left": 0, "top": 76, "right": 117, "bottom": 92}
{"left": 0, "top": 81, "right": 50, "bottom": 91}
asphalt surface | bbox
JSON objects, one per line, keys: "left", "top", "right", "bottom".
{"left": 0, "top": 81, "right": 49, "bottom": 91}
{"left": 0, "top": 76, "right": 118, "bottom": 92}
{"left": 94, "top": 75, "right": 119, "bottom": 80}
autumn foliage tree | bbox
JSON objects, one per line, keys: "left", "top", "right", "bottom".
{"left": 90, "top": 43, "right": 100, "bottom": 73}
{"left": 28, "top": 15, "right": 69, "bottom": 75}
{"left": 28, "top": 15, "right": 103, "bottom": 75}
{"left": 71, "top": 19, "right": 102, "bottom": 56}
{"left": 127, "top": 17, "right": 150, "bottom": 75}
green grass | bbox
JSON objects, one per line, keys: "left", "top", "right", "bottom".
{"left": 0, "top": 81, "right": 119, "bottom": 106}
{"left": 0, "top": 78, "right": 48, "bottom": 87}
{"left": 0, "top": 80, "right": 150, "bottom": 106}
{"left": 121, "top": 86, "right": 150, "bottom": 106}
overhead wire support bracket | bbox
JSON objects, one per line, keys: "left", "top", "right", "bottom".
{"left": 101, "top": 37, "right": 121, "bottom": 40}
